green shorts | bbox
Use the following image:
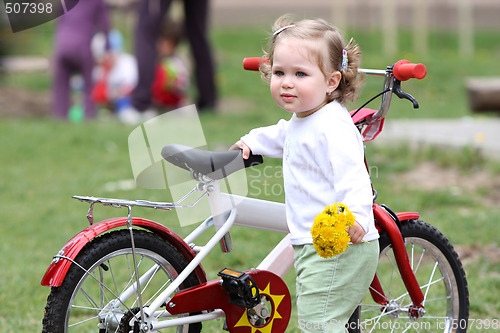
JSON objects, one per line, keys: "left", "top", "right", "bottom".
{"left": 293, "top": 240, "right": 379, "bottom": 333}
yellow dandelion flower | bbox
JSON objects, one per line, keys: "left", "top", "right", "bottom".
{"left": 345, "top": 211, "right": 355, "bottom": 228}
{"left": 311, "top": 202, "right": 356, "bottom": 259}
{"left": 311, "top": 226, "right": 321, "bottom": 239}
{"left": 314, "top": 212, "right": 330, "bottom": 225}
{"left": 336, "top": 231, "right": 351, "bottom": 253}
{"left": 321, "top": 226, "right": 335, "bottom": 240}
{"left": 321, "top": 247, "right": 334, "bottom": 259}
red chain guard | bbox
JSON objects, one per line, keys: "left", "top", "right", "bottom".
{"left": 167, "top": 270, "right": 291, "bottom": 333}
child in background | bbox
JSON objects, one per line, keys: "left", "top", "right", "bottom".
{"left": 232, "top": 16, "right": 379, "bottom": 332}
{"left": 151, "top": 18, "right": 189, "bottom": 109}
{"left": 91, "top": 30, "right": 138, "bottom": 117}
{"left": 117, "top": 18, "right": 189, "bottom": 124}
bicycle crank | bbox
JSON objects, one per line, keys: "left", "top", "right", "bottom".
{"left": 166, "top": 269, "right": 292, "bottom": 333}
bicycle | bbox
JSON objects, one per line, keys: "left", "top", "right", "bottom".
{"left": 41, "top": 58, "right": 469, "bottom": 333}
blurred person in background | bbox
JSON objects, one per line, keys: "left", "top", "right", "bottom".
{"left": 151, "top": 17, "right": 189, "bottom": 110}
{"left": 91, "top": 29, "right": 138, "bottom": 118}
{"left": 52, "top": 0, "right": 110, "bottom": 120}
{"left": 123, "top": 0, "right": 217, "bottom": 124}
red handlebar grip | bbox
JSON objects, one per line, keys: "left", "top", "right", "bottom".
{"left": 243, "top": 57, "right": 262, "bottom": 71}
{"left": 243, "top": 57, "right": 269, "bottom": 71}
{"left": 393, "top": 60, "right": 427, "bottom": 81}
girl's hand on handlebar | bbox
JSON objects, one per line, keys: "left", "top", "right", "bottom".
{"left": 230, "top": 140, "right": 251, "bottom": 159}
{"left": 348, "top": 222, "right": 366, "bottom": 244}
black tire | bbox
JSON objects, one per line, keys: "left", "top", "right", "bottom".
{"left": 42, "top": 229, "right": 203, "bottom": 333}
{"left": 348, "top": 219, "right": 469, "bottom": 333}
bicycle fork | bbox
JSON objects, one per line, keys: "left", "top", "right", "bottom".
{"left": 371, "top": 204, "right": 425, "bottom": 317}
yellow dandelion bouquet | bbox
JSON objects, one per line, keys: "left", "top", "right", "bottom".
{"left": 311, "top": 203, "right": 355, "bottom": 258}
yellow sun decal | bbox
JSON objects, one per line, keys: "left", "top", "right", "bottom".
{"left": 233, "top": 282, "right": 286, "bottom": 333}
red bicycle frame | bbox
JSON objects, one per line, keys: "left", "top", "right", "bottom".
{"left": 371, "top": 205, "right": 424, "bottom": 312}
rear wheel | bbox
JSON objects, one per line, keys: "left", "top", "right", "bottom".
{"left": 348, "top": 219, "right": 469, "bottom": 332}
{"left": 42, "top": 229, "right": 202, "bottom": 332}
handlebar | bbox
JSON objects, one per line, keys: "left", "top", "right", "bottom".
{"left": 242, "top": 57, "right": 427, "bottom": 121}
{"left": 393, "top": 60, "right": 427, "bottom": 81}
{"left": 242, "top": 57, "right": 267, "bottom": 71}
{"left": 243, "top": 57, "right": 426, "bottom": 81}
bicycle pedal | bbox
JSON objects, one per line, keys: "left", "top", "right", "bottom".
{"left": 218, "top": 268, "right": 260, "bottom": 309}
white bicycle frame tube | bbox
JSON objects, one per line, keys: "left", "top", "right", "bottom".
{"left": 152, "top": 310, "right": 226, "bottom": 330}
{"left": 144, "top": 207, "right": 237, "bottom": 318}
{"left": 223, "top": 193, "right": 294, "bottom": 277}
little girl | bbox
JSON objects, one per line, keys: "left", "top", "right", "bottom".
{"left": 232, "top": 16, "right": 379, "bottom": 332}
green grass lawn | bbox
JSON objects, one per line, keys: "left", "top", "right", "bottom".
{"left": 1, "top": 27, "right": 500, "bottom": 332}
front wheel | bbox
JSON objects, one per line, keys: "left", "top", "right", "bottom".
{"left": 42, "top": 229, "right": 202, "bottom": 332}
{"left": 348, "top": 219, "right": 469, "bottom": 333}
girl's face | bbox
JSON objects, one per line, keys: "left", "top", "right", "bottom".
{"left": 270, "top": 38, "right": 340, "bottom": 118}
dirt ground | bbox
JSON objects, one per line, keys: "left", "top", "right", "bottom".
{"left": 456, "top": 243, "right": 500, "bottom": 266}
{"left": 0, "top": 87, "right": 51, "bottom": 117}
{"left": 397, "top": 162, "right": 500, "bottom": 264}
{"left": 398, "top": 162, "right": 500, "bottom": 208}
{"left": 0, "top": 86, "right": 258, "bottom": 118}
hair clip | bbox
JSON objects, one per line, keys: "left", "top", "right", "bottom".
{"left": 273, "top": 24, "right": 296, "bottom": 37}
{"left": 340, "top": 49, "right": 348, "bottom": 72}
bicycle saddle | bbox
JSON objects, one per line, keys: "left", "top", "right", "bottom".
{"left": 161, "top": 144, "right": 263, "bottom": 180}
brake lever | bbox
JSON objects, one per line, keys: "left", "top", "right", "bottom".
{"left": 393, "top": 79, "right": 419, "bottom": 109}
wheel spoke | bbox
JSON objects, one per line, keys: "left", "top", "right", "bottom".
{"left": 68, "top": 313, "right": 101, "bottom": 327}
{"left": 420, "top": 276, "right": 445, "bottom": 291}
{"left": 141, "top": 265, "right": 163, "bottom": 304}
{"left": 422, "top": 262, "right": 439, "bottom": 306}
{"left": 422, "top": 296, "right": 451, "bottom": 304}
{"left": 368, "top": 282, "right": 390, "bottom": 303}
{"left": 77, "top": 286, "right": 101, "bottom": 315}
{"left": 414, "top": 248, "right": 426, "bottom": 275}
{"left": 147, "top": 277, "right": 172, "bottom": 307}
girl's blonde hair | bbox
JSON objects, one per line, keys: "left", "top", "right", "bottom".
{"left": 261, "top": 15, "right": 363, "bottom": 104}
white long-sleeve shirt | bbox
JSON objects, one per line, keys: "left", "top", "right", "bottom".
{"left": 241, "top": 102, "right": 379, "bottom": 245}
